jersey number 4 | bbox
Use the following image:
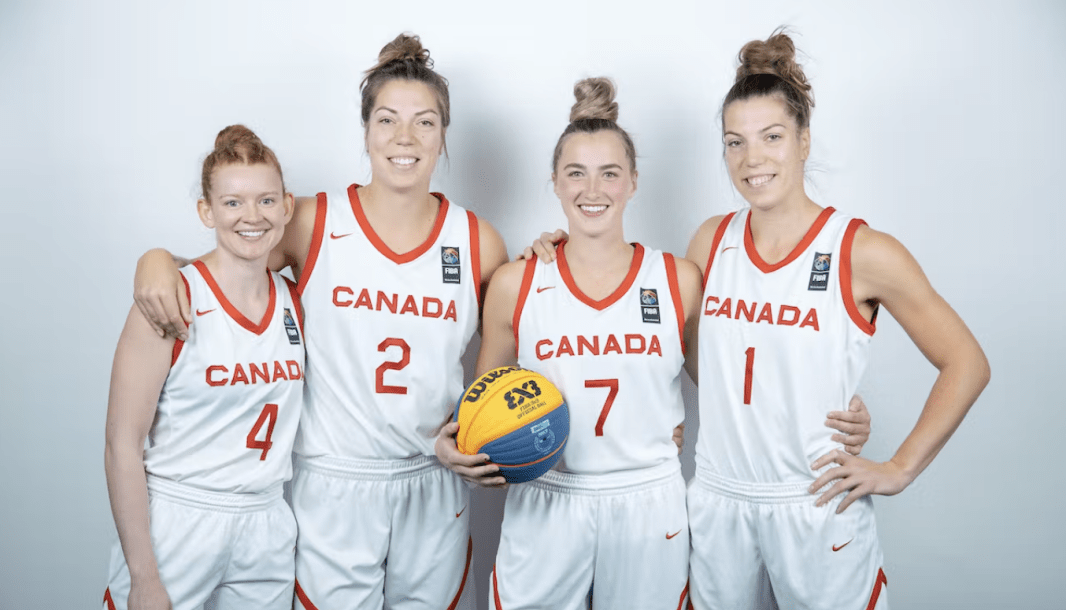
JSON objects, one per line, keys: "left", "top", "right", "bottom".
{"left": 376, "top": 338, "right": 411, "bottom": 395}
{"left": 585, "top": 379, "right": 619, "bottom": 436}
{"left": 247, "top": 403, "right": 278, "bottom": 460}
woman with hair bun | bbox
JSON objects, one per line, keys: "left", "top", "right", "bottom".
{"left": 437, "top": 77, "right": 703, "bottom": 609}
{"left": 684, "top": 30, "right": 989, "bottom": 608}
{"left": 132, "top": 34, "right": 508, "bottom": 610}
{"left": 103, "top": 125, "right": 302, "bottom": 609}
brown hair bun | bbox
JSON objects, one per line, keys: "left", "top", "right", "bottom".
{"left": 570, "top": 77, "right": 619, "bottom": 123}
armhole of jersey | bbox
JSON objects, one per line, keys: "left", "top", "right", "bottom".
{"left": 296, "top": 192, "right": 328, "bottom": 297}
{"left": 840, "top": 218, "right": 876, "bottom": 337}
{"left": 467, "top": 210, "right": 482, "bottom": 311}
{"left": 703, "top": 211, "right": 736, "bottom": 283}
{"left": 171, "top": 273, "right": 191, "bottom": 367}
{"left": 512, "top": 258, "right": 538, "bottom": 357}
{"left": 284, "top": 276, "right": 304, "bottom": 335}
{"left": 663, "top": 252, "right": 687, "bottom": 355}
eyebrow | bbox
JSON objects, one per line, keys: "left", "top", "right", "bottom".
{"left": 723, "top": 123, "right": 787, "bottom": 138}
{"left": 374, "top": 106, "right": 440, "bottom": 117}
{"left": 562, "top": 163, "right": 624, "bottom": 171}
{"left": 219, "top": 190, "right": 281, "bottom": 199}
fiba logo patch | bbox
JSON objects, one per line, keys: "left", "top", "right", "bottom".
{"left": 640, "top": 288, "right": 661, "bottom": 323}
{"left": 808, "top": 252, "right": 831, "bottom": 291}
{"left": 441, "top": 246, "right": 461, "bottom": 284}
{"left": 530, "top": 419, "right": 556, "bottom": 455}
{"left": 283, "top": 308, "right": 301, "bottom": 345}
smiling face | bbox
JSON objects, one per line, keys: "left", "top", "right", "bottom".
{"left": 723, "top": 94, "right": 811, "bottom": 211}
{"left": 365, "top": 79, "right": 445, "bottom": 194}
{"left": 198, "top": 163, "right": 293, "bottom": 264}
{"left": 553, "top": 130, "right": 637, "bottom": 238}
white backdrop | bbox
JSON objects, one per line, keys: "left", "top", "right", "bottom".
{"left": 1, "top": 1, "right": 1063, "bottom": 608}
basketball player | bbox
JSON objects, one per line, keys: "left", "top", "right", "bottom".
{"left": 437, "top": 77, "right": 701, "bottom": 609}
{"left": 683, "top": 31, "right": 990, "bottom": 609}
{"left": 103, "top": 125, "right": 303, "bottom": 610}
{"left": 132, "top": 35, "right": 508, "bottom": 610}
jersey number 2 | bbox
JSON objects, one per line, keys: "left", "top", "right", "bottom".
{"left": 247, "top": 403, "right": 278, "bottom": 461}
{"left": 585, "top": 379, "right": 619, "bottom": 436}
{"left": 376, "top": 338, "right": 411, "bottom": 395}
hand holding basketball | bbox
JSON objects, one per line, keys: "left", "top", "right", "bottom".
{"left": 435, "top": 421, "right": 507, "bottom": 488}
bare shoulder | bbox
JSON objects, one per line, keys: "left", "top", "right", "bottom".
{"left": 276, "top": 195, "right": 320, "bottom": 271}
{"left": 477, "top": 216, "right": 509, "bottom": 273}
{"left": 488, "top": 259, "right": 530, "bottom": 295}
{"left": 850, "top": 224, "right": 931, "bottom": 303}
{"left": 671, "top": 255, "right": 703, "bottom": 292}
{"left": 685, "top": 214, "right": 731, "bottom": 268}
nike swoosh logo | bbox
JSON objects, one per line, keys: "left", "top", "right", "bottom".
{"left": 330, "top": 232, "right": 353, "bottom": 240}
{"left": 832, "top": 539, "right": 853, "bottom": 552}
{"left": 666, "top": 529, "right": 682, "bottom": 540}
{"left": 536, "top": 286, "right": 555, "bottom": 293}
{"left": 456, "top": 506, "right": 467, "bottom": 518}
{"left": 195, "top": 309, "right": 216, "bottom": 316}
{"left": 720, "top": 246, "right": 738, "bottom": 253}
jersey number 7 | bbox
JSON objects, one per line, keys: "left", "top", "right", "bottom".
{"left": 585, "top": 379, "right": 619, "bottom": 436}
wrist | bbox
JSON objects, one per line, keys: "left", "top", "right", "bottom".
{"left": 887, "top": 456, "right": 919, "bottom": 486}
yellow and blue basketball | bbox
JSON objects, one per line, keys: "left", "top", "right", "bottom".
{"left": 454, "top": 366, "right": 569, "bottom": 483}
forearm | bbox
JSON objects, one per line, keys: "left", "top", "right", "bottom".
{"left": 104, "top": 442, "right": 161, "bottom": 584}
{"left": 890, "top": 354, "right": 990, "bottom": 482}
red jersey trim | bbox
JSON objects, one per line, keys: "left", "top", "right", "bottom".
{"left": 864, "top": 567, "right": 888, "bottom": 610}
{"left": 492, "top": 564, "right": 503, "bottom": 610}
{"left": 192, "top": 260, "right": 276, "bottom": 336}
{"left": 663, "top": 253, "right": 687, "bottom": 355}
{"left": 702, "top": 212, "right": 736, "bottom": 283}
{"left": 171, "top": 273, "right": 192, "bottom": 366}
{"left": 283, "top": 276, "right": 305, "bottom": 335}
{"left": 744, "top": 206, "right": 836, "bottom": 273}
{"left": 446, "top": 536, "right": 474, "bottom": 610}
{"left": 296, "top": 192, "right": 327, "bottom": 297}
{"left": 294, "top": 579, "right": 320, "bottom": 610}
{"left": 677, "top": 580, "right": 690, "bottom": 610}
{"left": 512, "top": 258, "right": 538, "bottom": 357}
{"left": 557, "top": 242, "right": 645, "bottom": 311}
{"left": 840, "top": 218, "right": 876, "bottom": 337}
{"left": 103, "top": 587, "right": 116, "bottom": 610}
{"left": 467, "top": 211, "right": 482, "bottom": 311}
{"left": 347, "top": 183, "right": 450, "bottom": 264}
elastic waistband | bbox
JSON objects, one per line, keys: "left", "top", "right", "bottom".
{"left": 146, "top": 476, "right": 283, "bottom": 512}
{"left": 294, "top": 453, "right": 441, "bottom": 481}
{"left": 529, "top": 460, "right": 682, "bottom": 495}
{"left": 694, "top": 463, "right": 817, "bottom": 504}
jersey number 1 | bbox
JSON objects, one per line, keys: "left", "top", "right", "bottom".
{"left": 247, "top": 403, "right": 278, "bottom": 460}
{"left": 743, "top": 347, "right": 754, "bottom": 405}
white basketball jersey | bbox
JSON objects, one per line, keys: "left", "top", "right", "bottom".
{"left": 295, "top": 185, "right": 481, "bottom": 460}
{"left": 696, "top": 207, "right": 876, "bottom": 484}
{"left": 144, "top": 261, "right": 305, "bottom": 494}
{"left": 514, "top": 243, "right": 686, "bottom": 475}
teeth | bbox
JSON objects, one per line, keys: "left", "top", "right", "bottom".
{"left": 580, "top": 205, "right": 607, "bottom": 213}
{"left": 238, "top": 230, "right": 265, "bottom": 237}
{"left": 747, "top": 175, "right": 773, "bottom": 187}
{"left": 391, "top": 157, "right": 416, "bottom": 166}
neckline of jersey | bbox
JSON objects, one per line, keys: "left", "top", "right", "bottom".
{"left": 556, "top": 242, "right": 645, "bottom": 311}
{"left": 192, "top": 260, "right": 277, "bottom": 335}
{"left": 347, "top": 184, "right": 450, "bottom": 264}
{"left": 744, "top": 206, "right": 836, "bottom": 273}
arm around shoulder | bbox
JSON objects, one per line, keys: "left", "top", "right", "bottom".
{"left": 474, "top": 259, "right": 527, "bottom": 376}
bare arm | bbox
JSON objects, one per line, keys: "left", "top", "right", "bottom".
{"left": 435, "top": 260, "right": 527, "bottom": 488}
{"left": 104, "top": 306, "right": 177, "bottom": 610}
{"left": 674, "top": 255, "right": 703, "bottom": 453}
{"left": 811, "top": 226, "right": 990, "bottom": 512}
{"left": 476, "top": 217, "right": 510, "bottom": 327}
{"left": 133, "top": 195, "right": 318, "bottom": 340}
